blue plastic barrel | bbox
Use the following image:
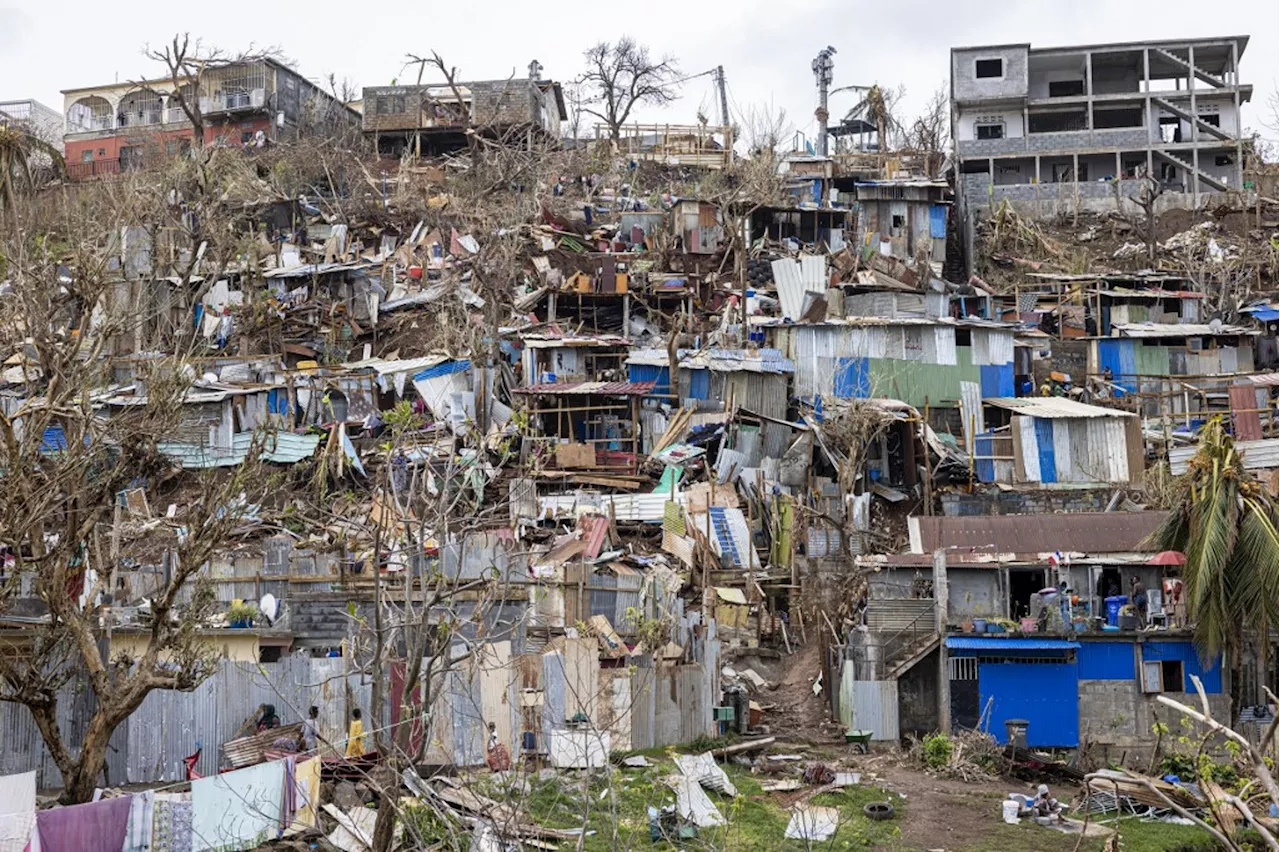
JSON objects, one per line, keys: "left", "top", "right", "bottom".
{"left": 1105, "top": 595, "right": 1129, "bottom": 626}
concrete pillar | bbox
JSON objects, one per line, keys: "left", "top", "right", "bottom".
{"left": 933, "top": 548, "right": 951, "bottom": 733}
{"left": 1085, "top": 52, "right": 1094, "bottom": 131}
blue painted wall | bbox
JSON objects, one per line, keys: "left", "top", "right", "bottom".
{"left": 1097, "top": 339, "right": 1138, "bottom": 393}
{"left": 833, "top": 357, "right": 871, "bottom": 398}
{"left": 975, "top": 430, "right": 997, "bottom": 483}
{"left": 686, "top": 368, "right": 710, "bottom": 400}
{"left": 1077, "top": 641, "right": 1136, "bottom": 680}
{"left": 628, "top": 364, "right": 672, "bottom": 399}
{"left": 1143, "top": 641, "right": 1223, "bottom": 694}
{"left": 929, "top": 205, "right": 948, "bottom": 238}
{"left": 1033, "top": 418, "right": 1057, "bottom": 483}
{"left": 979, "top": 661, "right": 1080, "bottom": 747}
{"left": 980, "top": 364, "right": 1015, "bottom": 398}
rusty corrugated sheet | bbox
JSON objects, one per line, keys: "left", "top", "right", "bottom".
{"left": 1230, "top": 384, "right": 1264, "bottom": 441}
{"left": 914, "top": 512, "right": 1168, "bottom": 556}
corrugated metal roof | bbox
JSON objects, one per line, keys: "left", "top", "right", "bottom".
{"left": 983, "top": 397, "right": 1136, "bottom": 419}
{"left": 626, "top": 348, "right": 795, "bottom": 374}
{"left": 913, "top": 511, "right": 1167, "bottom": 556}
{"left": 158, "top": 432, "right": 321, "bottom": 468}
{"left": 1113, "top": 322, "right": 1258, "bottom": 338}
{"left": 512, "top": 380, "right": 655, "bottom": 396}
{"left": 945, "top": 637, "right": 1081, "bottom": 650}
{"left": 1169, "top": 438, "right": 1278, "bottom": 475}
{"left": 343, "top": 354, "right": 451, "bottom": 375}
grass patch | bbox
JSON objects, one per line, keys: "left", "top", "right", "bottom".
{"left": 520, "top": 754, "right": 908, "bottom": 850}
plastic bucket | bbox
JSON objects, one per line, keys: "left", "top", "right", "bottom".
{"left": 972, "top": 618, "right": 988, "bottom": 633}
{"left": 1002, "top": 800, "right": 1021, "bottom": 824}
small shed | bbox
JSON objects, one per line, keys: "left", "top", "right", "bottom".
{"left": 977, "top": 397, "right": 1142, "bottom": 486}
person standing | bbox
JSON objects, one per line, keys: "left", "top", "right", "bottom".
{"left": 1130, "top": 576, "right": 1148, "bottom": 626}
{"left": 345, "top": 708, "right": 366, "bottom": 758}
{"left": 301, "top": 705, "right": 320, "bottom": 752}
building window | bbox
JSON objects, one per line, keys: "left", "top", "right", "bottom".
{"left": 1215, "top": 155, "right": 1234, "bottom": 167}
{"left": 1048, "top": 80, "right": 1085, "bottom": 97}
{"left": 1142, "top": 659, "right": 1185, "bottom": 693}
{"left": 81, "top": 150, "right": 94, "bottom": 162}
{"left": 976, "top": 123, "right": 1004, "bottom": 140}
{"left": 960, "top": 160, "right": 991, "bottom": 175}
{"left": 241, "top": 131, "right": 252, "bottom": 143}
{"left": 976, "top": 58, "right": 1004, "bottom": 79}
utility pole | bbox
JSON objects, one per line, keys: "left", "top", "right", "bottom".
{"left": 811, "top": 46, "right": 836, "bottom": 156}
{"left": 714, "top": 65, "right": 730, "bottom": 130}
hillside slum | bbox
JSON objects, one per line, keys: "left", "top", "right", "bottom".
{"left": 0, "top": 119, "right": 1277, "bottom": 851}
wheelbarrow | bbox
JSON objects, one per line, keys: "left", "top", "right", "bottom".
{"left": 845, "top": 729, "right": 873, "bottom": 754}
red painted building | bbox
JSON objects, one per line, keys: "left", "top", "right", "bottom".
{"left": 62, "top": 58, "right": 360, "bottom": 180}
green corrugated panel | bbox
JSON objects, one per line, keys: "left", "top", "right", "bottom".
{"left": 866, "top": 348, "right": 978, "bottom": 408}
{"left": 1133, "top": 342, "right": 1169, "bottom": 381}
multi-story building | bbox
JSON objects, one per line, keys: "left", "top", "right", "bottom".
{"left": 362, "top": 61, "right": 565, "bottom": 156}
{"left": 61, "top": 58, "right": 360, "bottom": 180}
{"left": 951, "top": 36, "right": 1252, "bottom": 257}
{"left": 0, "top": 99, "right": 63, "bottom": 148}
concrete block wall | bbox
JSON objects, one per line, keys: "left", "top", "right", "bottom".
{"left": 952, "top": 46, "right": 1030, "bottom": 102}
{"left": 957, "top": 127, "right": 1151, "bottom": 158}
{"left": 941, "top": 488, "right": 1112, "bottom": 517}
{"left": 1078, "top": 679, "right": 1232, "bottom": 768}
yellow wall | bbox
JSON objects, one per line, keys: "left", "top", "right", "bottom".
{"left": 110, "top": 632, "right": 261, "bottom": 663}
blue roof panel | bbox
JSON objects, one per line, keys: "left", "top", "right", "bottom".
{"left": 945, "top": 637, "right": 1080, "bottom": 650}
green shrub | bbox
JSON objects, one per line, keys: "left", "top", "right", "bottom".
{"left": 922, "top": 732, "right": 953, "bottom": 768}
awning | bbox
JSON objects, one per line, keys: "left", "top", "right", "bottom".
{"left": 945, "top": 637, "right": 1080, "bottom": 651}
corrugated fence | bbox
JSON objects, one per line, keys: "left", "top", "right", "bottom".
{"left": 2, "top": 620, "right": 721, "bottom": 789}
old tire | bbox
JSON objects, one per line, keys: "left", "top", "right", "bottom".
{"left": 863, "top": 801, "right": 895, "bottom": 820}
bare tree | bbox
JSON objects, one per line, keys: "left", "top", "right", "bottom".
{"left": 902, "top": 84, "right": 949, "bottom": 178}
{"left": 139, "top": 33, "right": 281, "bottom": 150}
{"left": 0, "top": 178, "right": 271, "bottom": 804}
{"left": 578, "top": 38, "right": 680, "bottom": 141}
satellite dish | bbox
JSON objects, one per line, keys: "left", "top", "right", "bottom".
{"left": 259, "top": 594, "right": 278, "bottom": 625}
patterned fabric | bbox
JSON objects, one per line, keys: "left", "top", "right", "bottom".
{"left": 123, "top": 791, "right": 154, "bottom": 852}
{"left": 150, "top": 794, "right": 192, "bottom": 852}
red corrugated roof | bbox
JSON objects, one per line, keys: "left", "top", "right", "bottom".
{"left": 512, "top": 380, "right": 656, "bottom": 396}
{"left": 580, "top": 515, "right": 609, "bottom": 558}
{"left": 915, "top": 511, "right": 1168, "bottom": 556}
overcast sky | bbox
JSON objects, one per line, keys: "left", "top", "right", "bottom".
{"left": 2, "top": 0, "right": 1276, "bottom": 146}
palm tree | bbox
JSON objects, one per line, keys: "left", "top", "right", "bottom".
{"left": 0, "top": 122, "right": 64, "bottom": 218}
{"left": 1145, "top": 416, "right": 1279, "bottom": 719}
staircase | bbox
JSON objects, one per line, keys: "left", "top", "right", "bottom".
{"left": 851, "top": 600, "right": 941, "bottom": 681}
{"left": 1152, "top": 47, "right": 1226, "bottom": 88}
{"left": 1152, "top": 97, "right": 1234, "bottom": 143}
{"left": 1153, "top": 149, "right": 1230, "bottom": 193}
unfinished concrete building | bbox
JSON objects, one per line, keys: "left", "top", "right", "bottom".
{"left": 362, "top": 62, "right": 565, "bottom": 156}
{"left": 951, "top": 36, "right": 1253, "bottom": 259}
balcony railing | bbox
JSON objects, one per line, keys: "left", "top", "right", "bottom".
{"left": 67, "top": 158, "right": 122, "bottom": 180}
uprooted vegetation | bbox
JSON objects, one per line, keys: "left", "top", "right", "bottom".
{"left": 974, "top": 197, "right": 1278, "bottom": 318}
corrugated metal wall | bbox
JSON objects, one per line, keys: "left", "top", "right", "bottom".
{"left": 5, "top": 629, "right": 723, "bottom": 787}
{"left": 846, "top": 680, "right": 899, "bottom": 740}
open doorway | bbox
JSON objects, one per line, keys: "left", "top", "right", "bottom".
{"left": 1096, "top": 567, "right": 1122, "bottom": 601}
{"left": 1008, "top": 568, "right": 1046, "bottom": 620}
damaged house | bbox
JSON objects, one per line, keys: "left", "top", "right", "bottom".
{"left": 362, "top": 62, "right": 566, "bottom": 156}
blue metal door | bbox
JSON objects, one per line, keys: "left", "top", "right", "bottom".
{"left": 978, "top": 661, "right": 1079, "bottom": 747}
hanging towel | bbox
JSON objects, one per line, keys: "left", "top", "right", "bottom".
{"left": 123, "top": 790, "right": 155, "bottom": 852}
{"left": 36, "top": 795, "right": 131, "bottom": 852}
{"left": 191, "top": 760, "right": 284, "bottom": 852}
{"left": 0, "top": 770, "right": 39, "bottom": 852}
{"left": 289, "top": 758, "right": 321, "bottom": 831}
{"left": 150, "top": 794, "right": 191, "bottom": 852}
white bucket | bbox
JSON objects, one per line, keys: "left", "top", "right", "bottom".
{"left": 1002, "top": 800, "right": 1021, "bottom": 824}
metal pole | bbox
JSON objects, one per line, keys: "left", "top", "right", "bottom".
{"left": 715, "top": 66, "right": 730, "bottom": 130}
{"left": 812, "top": 47, "right": 836, "bottom": 156}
